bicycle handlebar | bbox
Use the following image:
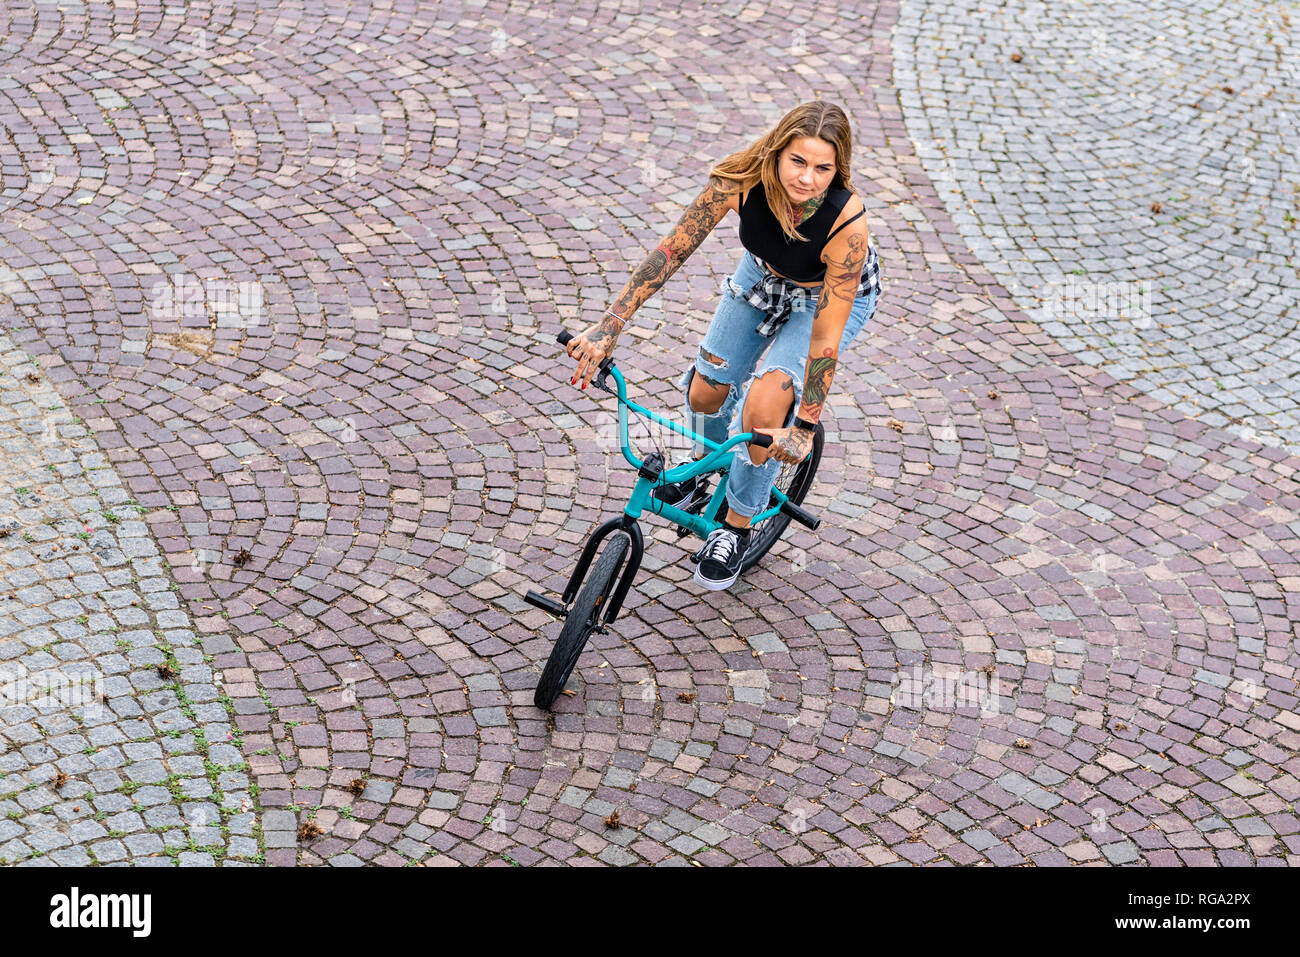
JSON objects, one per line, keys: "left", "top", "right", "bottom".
{"left": 556, "top": 327, "right": 773, "bottom": 450}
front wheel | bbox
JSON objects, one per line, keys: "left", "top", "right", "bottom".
{"left": 737, "top": 420, "right": 824, "bottom": 572}
{"left": 534, "top": 534, "right": 630, "bottom": 710}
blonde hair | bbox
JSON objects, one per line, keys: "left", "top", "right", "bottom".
{"left": 709, "top": 101, "right": 854, "bottom": 242}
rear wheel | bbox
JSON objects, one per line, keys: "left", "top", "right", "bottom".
{"left": 534, "top": 534, "right": 630, "bottom": 710}
{"left": 733, "top": 421, "right": 824, "bottom": 572}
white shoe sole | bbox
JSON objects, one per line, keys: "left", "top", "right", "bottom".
{"left": 693, "top": 563, "right": 739, "bottom": 591}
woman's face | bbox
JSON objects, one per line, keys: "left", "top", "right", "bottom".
{"left": 778, "top": 136, "right": 837, "bottom": 203}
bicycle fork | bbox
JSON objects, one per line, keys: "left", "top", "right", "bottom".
{"left": 524, "top": 515, "right": 644, "bottom": 630}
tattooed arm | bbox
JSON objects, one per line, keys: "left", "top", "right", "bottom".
{"left": 759, "top": 200, "right": 868, "bottom": 466}
{"left": 568, "top": 175, "right": 735, "bottom": 388}
{"left": 798, "top": 212, "right": 867, "bottom": 425}
{"left": 609, "top": 174, "right": 734, "bottom": 318}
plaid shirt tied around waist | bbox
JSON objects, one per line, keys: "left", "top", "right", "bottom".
{"left": 725, "top": 239, "right": 882, "bottom": 338}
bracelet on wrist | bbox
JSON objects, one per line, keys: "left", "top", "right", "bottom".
{"left": 793, "top": 416, "right": 818, "bottom": 432}
{"left": 604, "top": 309, "right": 627, "bottom": 326}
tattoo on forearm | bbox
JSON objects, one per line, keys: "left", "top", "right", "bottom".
{"left": 800, "top": 347, "right": 838, "bottom": 420}
{"left": 628, "top": 248, "right": 669, "bottom": 295}
{"left": 587, "top": 313, "right": 623, "bottom": 350}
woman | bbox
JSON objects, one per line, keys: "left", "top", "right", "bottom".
{"left": 566, "top": 101, "right": 882, "bottom": 591}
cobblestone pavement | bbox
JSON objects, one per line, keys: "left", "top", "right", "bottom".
{"left": 1, "top": 0, "right": 1298, "bottom": 867}
{"left": 0, "top": 334, "right": 259, "bottom": 866}
{"left": 894, "top": 0, "right": 1300, "bottom": 451}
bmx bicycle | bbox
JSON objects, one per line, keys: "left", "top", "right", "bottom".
{"left": 527, "top": 328, "right": 824, "bottom": 710}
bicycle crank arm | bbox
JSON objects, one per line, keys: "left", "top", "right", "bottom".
{"left": 524, "top": 590, "right": 567, "bottom": 618}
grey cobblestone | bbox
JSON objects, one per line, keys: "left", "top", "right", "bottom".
{"left": 143, "top": 805, "right": 185, "bottom": 829}
{"left": 894, "top": 0, "right": 1300, "bottom": 451}
{"left": 0, "top": 0, "right": 1295, "bottom": 873}
{"left": 123, "top": 832, "right": 165, "bottom": 856}
{"left": 0, "top": 337, "right": 259, "bottom": 866}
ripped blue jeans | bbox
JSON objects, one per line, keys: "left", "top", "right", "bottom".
{"left": 680, "top": 249, "right": 879, "bottom": 519}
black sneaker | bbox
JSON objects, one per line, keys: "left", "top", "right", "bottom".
{"left": 692, "top": 524, "right": 750, "bottom": 590}
{"left": 653, "top": 467, "right": 711, "bottom": 511}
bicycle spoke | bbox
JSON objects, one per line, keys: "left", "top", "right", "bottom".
{"left": 738, "top": 422, "right": 822, "bottom": 573}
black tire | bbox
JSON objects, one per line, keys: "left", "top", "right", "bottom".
{"left": 534, "top": 534, "right": 630, "bottom": 710}
{"left": 736, "top": 420, "right": 824, "bottom": 572}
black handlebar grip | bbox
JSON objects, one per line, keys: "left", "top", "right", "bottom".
{"left": 780, "top": 500, "right": 820, "bottom": 530}
{"left": 750, "top": 432, "right": 773, "bottom": 448}
{"left": 557, "top": 330, "right": 573, "bottom": 346}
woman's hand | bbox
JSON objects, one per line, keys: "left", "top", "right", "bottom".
{"left": 567, "top": 311, "right": 624, "bottom": 389}
{"left": 751, "top": 425, "right": 815, "bottom": 465}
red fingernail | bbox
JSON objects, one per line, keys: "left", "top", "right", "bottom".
{"left": 582, "top": 383, "right": 587, "bottom": 390}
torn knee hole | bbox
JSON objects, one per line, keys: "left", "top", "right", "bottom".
{"left": 758, "top": 367, "right": 798, "bottom": 388}
{"left": 685, "top": 363, "right": 728, "bottom": 415}
{"left": 699, "top": 348, "right": 728, "bottom": 370}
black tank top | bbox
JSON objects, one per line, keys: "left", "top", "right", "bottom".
{"left": 737, "top": 180, "right": 863, "bottom": 283}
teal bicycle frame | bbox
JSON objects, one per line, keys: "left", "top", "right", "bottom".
{"left": 522, "top": 330, "right": 816, "bottom": 631}
{"left": 603, "top": 361, "right": 792, "bottom": 535}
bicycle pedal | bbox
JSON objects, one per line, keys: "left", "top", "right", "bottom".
{"left": 524, "top": 590, "right": 567, "bottom": 618}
